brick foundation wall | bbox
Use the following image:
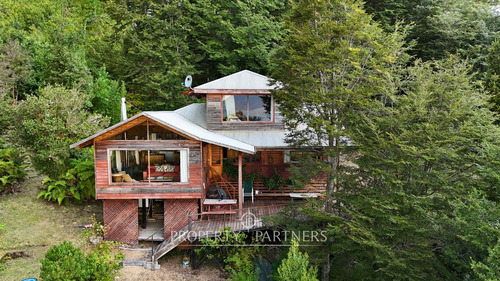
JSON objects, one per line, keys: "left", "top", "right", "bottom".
{"left": 103, "top": 199, "right": 138, "bottom": 245}
{"left": 163, "top": 199, "right": 199, "bottom": 239}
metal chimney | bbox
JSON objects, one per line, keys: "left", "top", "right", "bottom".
{"left": 121, "top": 97, "right": 127, "bottom": 121}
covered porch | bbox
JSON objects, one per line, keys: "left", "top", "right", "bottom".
{"left": 201, "top": 145, "right": 326, "bottom": 217}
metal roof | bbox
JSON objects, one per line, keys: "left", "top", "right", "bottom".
{"left": 176, "top": 103, "right": 289, "bottom": 149}
{"left": 216, "top": 130, "right": 288, "bottom": 149}
{"left": 70, "top": 109, "right": 255, "bottom": 154}
{"left": 193, "top": 70, "right": 279, "bottom": 93}
{"left": 71, "top": 69, "right": 290, "bottom": 152}
{"left": 174, "top": 103, "right": 207, "bottom": 128}
{"left": 146, "top": 111, "right": 255, "bottom": 154}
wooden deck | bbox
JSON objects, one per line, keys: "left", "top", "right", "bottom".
{"left": 188, "top": 200, "right": 289, "bottom": 238}
{"left": 151, "top": 200, "right": 294, "bottom": 265}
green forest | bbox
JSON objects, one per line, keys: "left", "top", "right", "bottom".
{"left": 1, "top": 0, "right": 500, "bottom": 280}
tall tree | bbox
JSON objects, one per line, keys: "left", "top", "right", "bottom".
{"left": 486, "top": 39, "right": 500, "bottom": 117}
{"left": 0, "top": 40, "right": 32, "bottom": 105}
{"left": 331, "top": 58, "right": 500, "bottom": 279}
{"left": 186, "top": 0, "right": 288, "bottom": 83}
{"left": 98, "top": 0, "right": 196, "bottom": 111}
{"left": 364, "top": 0, "right": 500, "bottom": 75}
{"left": 271, "top": 0, "right": 406, "bottom": 279}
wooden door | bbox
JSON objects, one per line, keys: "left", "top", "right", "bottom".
{"left": 208, "top": 144, "right": 223, "bottom": 177}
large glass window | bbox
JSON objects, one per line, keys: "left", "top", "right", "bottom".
{"left": 109, "top": 149, "right": 188, "bottom": 183}
{"left": 222, "top": 95, "right": 272, "bottom": 122}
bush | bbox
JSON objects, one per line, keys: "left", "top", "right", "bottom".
{"left": 13, "top": 85, "right": 108, "bottom": 178}
{"left": 0, "top": 138, "right": 26, "bottom": 194}
{"left": 225, "top": 248, "right": 258, "bottom": 281}
{"left": 276, "top": 239, "right": 318, "bottom": 281}
{"left": 40, "top": 241, "right": 122, "bottom": 281}
{"left": 38, "top": 156, "right": 95, "bottom": 204}
{"left": 197, "top": 227, "right": 260, "bottom": 280}
{"left": 82, "top": 214, "right": 107, "bottom": 243}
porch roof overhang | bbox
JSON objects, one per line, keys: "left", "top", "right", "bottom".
{"left": 70, "top": 111, "right": 255, "bottom": 154}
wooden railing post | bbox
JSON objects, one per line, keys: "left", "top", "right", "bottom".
{"left": 188, "top": 213, "right": 192, "bottom": 232}
{"left": 238, "top": 153, "right": 243, "bottom": 217}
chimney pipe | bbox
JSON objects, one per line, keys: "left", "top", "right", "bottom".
{"left": 121, "top": 97, "right": 127, "bottom": 121}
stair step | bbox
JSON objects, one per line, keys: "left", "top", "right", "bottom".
{"left": 119, "top": 247, "right": 152, "bottom": 252}
{"left": 122, "top": 260, "right": 146, "bottom": 267}
{"left": 152, "top": 231, "right": 189, "bottom": 262}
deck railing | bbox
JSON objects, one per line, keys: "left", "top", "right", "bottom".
{"left": 207, "top": 166, "right": 238, "bottom": 199}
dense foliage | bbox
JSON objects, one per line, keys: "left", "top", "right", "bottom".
{"left": 197, "top": 227, "right": 260, "bottom": 281}
{"left": 1, "top": 0, "right": 500, "bottom": 280}
{"left": 272, "top": 0, "right": 500, "bottom": 280}
{"left": 276, "top": 240, "right": 318, "bottom": 281}
{"left": 364, "top": 0, "right": 500, "bottom": 74}
{"left": 0, "top": 138, "right": 25, "bottom": 194}
{"left": 38, "top": 156, "right": 96, "bottom": 205}
{"left": 40, "top": 241, "right": 122, "bottom": 281}
{"left": 13, "top": 85, "right": 107, "bottom": 178}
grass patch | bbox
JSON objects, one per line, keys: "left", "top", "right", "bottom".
{"left": 0, "top": 177, "right": 101, "bottom": 280}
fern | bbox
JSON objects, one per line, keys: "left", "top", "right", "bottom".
{"left": 38, "top": 157, "right": 95, "bottom": 205}
{"left": 0, "top": 141, "right": 26, "bottom": 193}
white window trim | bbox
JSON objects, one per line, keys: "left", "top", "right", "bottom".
{"left": 107, "top": 148, "right": 190, "bottom": 185}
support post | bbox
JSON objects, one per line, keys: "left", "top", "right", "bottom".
{"left": 238, "top": 152, "right": 243, "bottom": 216}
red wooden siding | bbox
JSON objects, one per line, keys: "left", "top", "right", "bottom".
{"left": 103, "top": 199, "right": 138, "bottom": 244}
{"left": 163, "top": 199, "right": 199, "bottom": 239}
{"left": 95, "top": 140, "right": 202, "bottom": 199}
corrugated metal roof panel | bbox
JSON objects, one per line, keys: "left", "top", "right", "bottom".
{"left": 174, "top": 103, "right": 207, "bottom": 128}
{"left": 194, "top": 70, "right": 278, "bottom": 91}
{"left": 216, "top": 130, "right": 288, "bottom": 148}
{"left": 70, "top": 109, "right": 255, "bottom": 154}
{"left": 145, "top": 112, "right": 255, "bottom": 154}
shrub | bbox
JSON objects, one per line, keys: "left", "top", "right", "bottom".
{"left": 82, "top": 214, "right": 107, "bottom": 243}
{"left": 197, "top": 227, "right": 260, "bottom": 280}
{"left": 0, "top": 138, "right": 26, "bottom": 194}
{"left": 13, "top": 85, "right": 108, "bottom": 178}
{"left": 38, "top": 156, "right": 95, "bottom": 204}
{"left": 225, "top": 247, "right": 258, "bottom": 281}
{"left": 40, "top": 241, "right": 122, "bottom": 281}
{"left": 276, "top": 239, "right": 318, "bottom": 281}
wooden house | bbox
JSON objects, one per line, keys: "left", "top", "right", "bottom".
{"left": 71, "top": 70, "right": 322, "bottom": 246}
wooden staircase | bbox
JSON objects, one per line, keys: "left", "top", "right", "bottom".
{"left": 149, "top": 229, "right": 190, "bottom": 267}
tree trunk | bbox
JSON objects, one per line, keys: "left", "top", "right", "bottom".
{"left": 322, "top": 253, "right": 330, "bottom": 281}
{"left": 325, "top": 137, "right": 338, "bottom": 213}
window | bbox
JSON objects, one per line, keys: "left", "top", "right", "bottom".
{"left": 284, "top": 151, "right": 322, "bottom": 164}
{"left": 109, "top": 149, "right": 188, "bottom": 183}
{"left": 222, "top": 95, "right": 272, "bottom": 122}
{"left": 109, "top": 121, "right": 187, "bottom": 140}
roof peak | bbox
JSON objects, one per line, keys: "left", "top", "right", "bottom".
{"left": 193, "top": 70, "right": 277, "bottom": 92}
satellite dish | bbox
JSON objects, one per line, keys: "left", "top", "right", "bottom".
{"left": 184, "top": 75, "right": 192, "bottom": 88}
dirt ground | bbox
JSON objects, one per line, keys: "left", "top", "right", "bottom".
{"left": 118, "top": 248, "right": 226, "bottom": 281}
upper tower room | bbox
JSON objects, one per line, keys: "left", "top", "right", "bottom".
{"left": 191, "top": 70, "right": 283, "bottom": 131}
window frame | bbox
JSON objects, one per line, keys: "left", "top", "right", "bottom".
{"left": 221, "top": 94, "right": 275, "bottom": 123}
{"left": 107, "top": 147, "right": 190, "bottom": 185}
